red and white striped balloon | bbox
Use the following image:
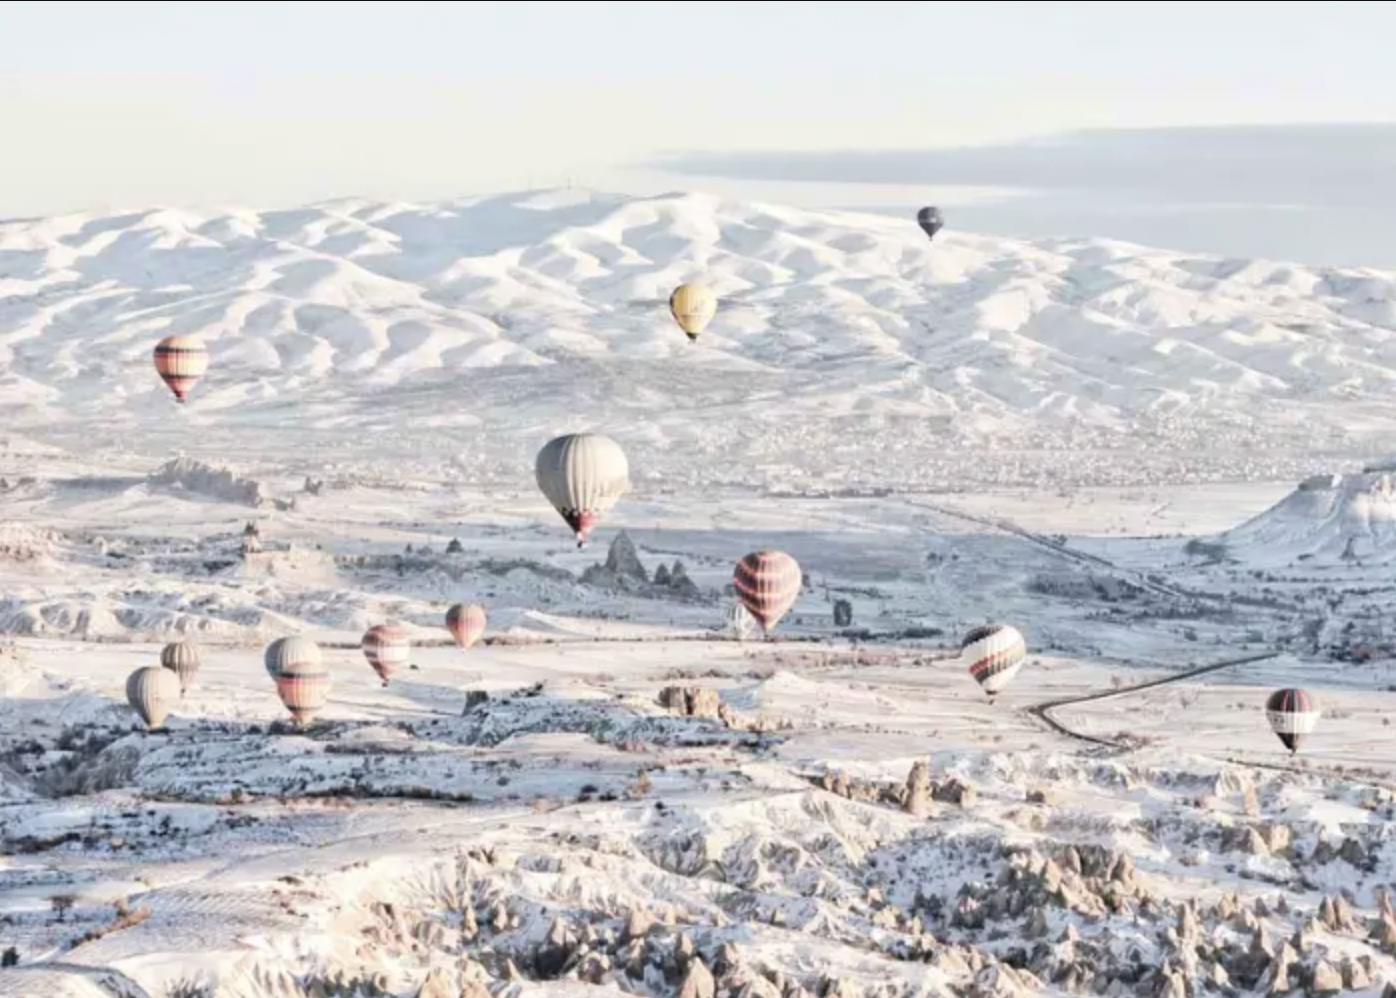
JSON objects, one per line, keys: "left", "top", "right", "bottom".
{"left": 152, "top": 334, "right": 209, "bottom": 403}
{"left": 732, "top": 550, "right": 803, "bottom": 633}
{"left": 445, "top": 603, "right": 487, "bottom": 650}
{"left": 362, "top": 623, "right": 411, "bottom": 685}
{"left": 276, "top": 655, "right": 331, "bottom": 725}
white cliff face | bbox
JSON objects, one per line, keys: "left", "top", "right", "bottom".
{"left": 1220, "top": 469, "right": 1396, "bottom": 564}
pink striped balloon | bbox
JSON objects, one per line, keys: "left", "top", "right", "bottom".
{"left": 362, "top": 623, "right": 410, "bottom": 686}
{"left": 275, "top": 657, "right": 332, "bottom": 725}
{"left": 445, "top": 603, "right": 487, "bottom": 650}
{"left": 732, "top": 550, "right": 802, "bottom": 633}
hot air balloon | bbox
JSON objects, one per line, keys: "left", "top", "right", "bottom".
{"left": 1265, "top": 688, "right": 1319, "bottom": 755}
{"left": 276, "top": 657, "right": 332, "bottom": 726}
{"left": 916, "top": 206, "right": 944, "bottom": 242}
{"left": 362, "top": 623, "right": 410, "bottom": 686}
{"left": 446, "top": 603, "right": 487, "bottom": 650}
{"left": 961, "top": 623, "right": 1026, "bottom": 698}
{"left": 127, "top": 665, "right": 182, "bottom": 730}
{"left": 732, "top": 550, "right": 802, "bottom": 635}
{"left": 152, "top": 334, "right": 210, "bottom": 403}
{"left": 264, "top": 635, "right": 321, "bottom": 680}
{"left": 159, "top": 639, "right": 201, "bottom": 695}
{"left": 669, "top": 283, "right": 717, "bottom": 342}
{"left": 535, "top": 433, "right": 631, "bottom": 547}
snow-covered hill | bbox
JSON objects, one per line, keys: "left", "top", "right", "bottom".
{"left": 1218, "top": 463, "right": 1396, "bottom": 565}
{"left": 4, "top": 188, "right": 1396, "bottom": 489}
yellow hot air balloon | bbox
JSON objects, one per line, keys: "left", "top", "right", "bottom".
{"left": 669, "top": 283, "right": 717, "bottom": 342}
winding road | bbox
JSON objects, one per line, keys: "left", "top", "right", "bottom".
{"left": 1021, "top": 646, "right": 1396, "bottom": 788}
{"left": 1024, "top": 649, "right": 1281, "bottom": 748}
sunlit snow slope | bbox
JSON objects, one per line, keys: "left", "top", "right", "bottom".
{"left": 3, "top": 188, "right": 1395, "bottom": 487}
{"left": 1218, "top": 465, "right": 1396, "bottom": 564}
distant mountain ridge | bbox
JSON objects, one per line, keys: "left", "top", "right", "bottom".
{"left": 2, "top": 187, "right": 1395, "bottom": 487}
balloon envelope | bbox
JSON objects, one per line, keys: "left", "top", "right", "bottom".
{"left": 732, "top": 550, "right": 802, "bottom": 633}
{"left": 669, "top": 283, "right": 717, "bottom": 341}
{"left": 276, "top": 658, "right": 332, "bottom": 725}
{"left": 159, "top": 640, "right": 201, "bottom": 695}
{"left": 1265, "top": 687, "right": 1319, "bottom": 753}
{"left": 152, "top": 334, "right": 209, "bottom": 403}
{"left": 916, "top": 206, "right": 944, "bottom": 241}
{"left": 446, "top": 603, "right": 487, "bottom": 650}
{"left": 362, "top": 624, "right": 410, "bottom": 685}
{"left": 127, "top": 665, "right": 182, "bottom": 729}
{"left": 535, "top": 433, "right": 631, "bottom": 546}
{"left": 265, "top": 635, "right": 322, "bottom": 680}
{"left": 961, "top": 623, "right": 1026, "bottom": 696}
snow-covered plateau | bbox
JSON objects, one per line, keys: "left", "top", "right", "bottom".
{"left": 1, "top": 189, "right": 1395, "bottom": 998}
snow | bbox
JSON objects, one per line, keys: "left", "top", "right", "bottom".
{"left": 1, "top": 188, "right": 1395, "bottom": 997}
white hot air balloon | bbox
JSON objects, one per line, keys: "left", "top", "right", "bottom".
{"left": 265, "top": 635, "right": 322, "bottom": 680}
{"left": 159, "top": 639, "right": 202, "bottom": 695}
{"left": 960, "top": 623, "right": 1027, "bottom": 698}
{"left": 535, "top": 433, "right": 631, "bottom": 547}
{"left": 127, "top": 666, "right": 183, "bottom": 730}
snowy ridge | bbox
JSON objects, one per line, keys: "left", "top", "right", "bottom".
{"left": 4, "top": 189, "right": 1396, "bottom": 487}
{"left": 1217, "top": 465, "right": 1396, "bottom": 564}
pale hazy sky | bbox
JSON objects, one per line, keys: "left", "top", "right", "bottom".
{"left": 4, "top": 0, "right": 1396, "bottom": 216}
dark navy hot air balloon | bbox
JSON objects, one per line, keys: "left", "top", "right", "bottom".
{"left": 916, "top": 206, "right": 944, "bottom": 242}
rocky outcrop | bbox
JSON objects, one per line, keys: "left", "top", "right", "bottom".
{"left": 581, "top": 530, "right": 648, "bottom": 588}
{"left": 148, "top": 457, "right": 269, "bottom": 508}
{"left": 581, "top": 531, "right": 701, "bottom": 598}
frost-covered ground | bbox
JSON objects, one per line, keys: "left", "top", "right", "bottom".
{"left": 2, "top": 475, "right": 1396, "bottom": 998}
{"left": 2, "top": 190, "right": 1396, "bottom": 997}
